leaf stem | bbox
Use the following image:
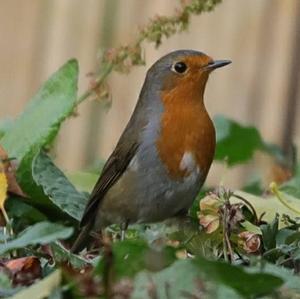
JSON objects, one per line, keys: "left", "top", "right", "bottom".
{"left": 76, "top": 63, "right": 114, "bottom": 105}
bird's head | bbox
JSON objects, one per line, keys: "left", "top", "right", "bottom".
{"left": 146, "top": 50, "right": 231, "bottom": 99}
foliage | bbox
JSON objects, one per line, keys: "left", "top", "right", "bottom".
{"left": 1, "top": 0, "right": 300, "bottom": 298}
{"left": 214, "top": 115, "right": 285, "bottom": 166}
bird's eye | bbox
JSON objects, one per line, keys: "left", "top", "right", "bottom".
{"left": 171, "top": 61, "right": 188, "bottom": 74}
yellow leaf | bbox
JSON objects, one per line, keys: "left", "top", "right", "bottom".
{"left": 0, "top": 161, "right": 8, "bottom": 209}
{"left": 0, "top": 160, "right": 9, "bottom": 224}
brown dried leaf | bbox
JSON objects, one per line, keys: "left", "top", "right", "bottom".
{"left": 4, "top": 256, "right": 42, "bottom": 286}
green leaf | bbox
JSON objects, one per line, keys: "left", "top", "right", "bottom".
{"left": 214, "top": 115, "right": 263, "bottom": 165}
{"left": 15, "top": 149, "right": 65, "bottom": 217}
{"left": 132, "top": 259, "right": 228, "bottom": 299}
{"left": 1, "top": 59, "right": 78, "bottom": 161}
{"left": 96, "top": 239, "right": 176, "bottom": 280}
{"left": 247, "top": 263, "right": 300, "bottom": 293}
{"left": 32, "top": 151, "right": 87, "bottom": 221}
{"left": 6, "top": 270, "right": 61, "bottom": 299}
{"left": 275, "top": 228, "right": 296, "bottom": 245}
{"left": 261, "top": 215, "right": 279, "bottom": 251}
{"left": 6, "top": 197, "right": 47, "bottom": 224}
{"left": 1, "top": 60, "right": 79, "bottom": 213}
{"left": 193, "top": 256, "right": 283, "bottom": 297}
{"left": 51, "top": 242, "right": 91, "bottom": 269}
{"left": 0, "top": 221, "right": 73, "bottom": 255}
{"left": 133, "top": 258, "right": 282, "bottom": 299}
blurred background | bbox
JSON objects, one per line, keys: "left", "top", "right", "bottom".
{"left": 0, "top": 0, "right": 300, "bottom": 188}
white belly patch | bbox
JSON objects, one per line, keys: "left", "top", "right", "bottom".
{"left": 179, "top": 151, "right": 198, "bottom": 173}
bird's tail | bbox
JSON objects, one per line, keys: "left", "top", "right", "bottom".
{"left": 71, "top": 222, "right": 93, "bottom": 253}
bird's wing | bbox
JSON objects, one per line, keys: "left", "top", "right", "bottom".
{"left": 79, "top": 114, "right": 143, "bottom": 228}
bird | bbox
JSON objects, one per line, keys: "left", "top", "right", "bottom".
{"left": 71, "top": 49, "right": 231, "bottom": 253}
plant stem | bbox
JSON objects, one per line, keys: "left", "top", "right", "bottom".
{"left": 224, "top": 230, "right": 234, "bottom": 262}
{"left": 222, "top": 207, "right": 228, "bottom": 262}
{"left": 76, "top": 63, "right": 114, "bottom": 105}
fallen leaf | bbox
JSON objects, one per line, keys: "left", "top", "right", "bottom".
{"left": 4, "top": 256, "right": 42, "bottom": 286}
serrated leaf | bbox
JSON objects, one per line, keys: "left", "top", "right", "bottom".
{"left": 1, "top": 59, "right": 78, "bottom": 161}
{"left": 0, "top": 221, "right": 73, "bottom": 255}
{"left": 32, "top": 151, "right": 87, "bottom": 221}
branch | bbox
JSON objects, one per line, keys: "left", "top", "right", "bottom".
{"left": 76, "top": 0, "right": 222, "bottom": 106}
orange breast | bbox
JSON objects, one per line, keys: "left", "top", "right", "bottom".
{"left": 156, "top": 87, "right": 216, "bottom": 180}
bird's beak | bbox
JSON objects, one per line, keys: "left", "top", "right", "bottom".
{"left": 205, "top": 60, "right": 231, "bottom": 71}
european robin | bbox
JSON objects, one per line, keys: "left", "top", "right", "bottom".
{"left": 72, "top": 50, "right": 231, "bottom": 252}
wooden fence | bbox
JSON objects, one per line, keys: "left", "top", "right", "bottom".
{"left": 0, "top": 0, "right": 299, "bottom": 187}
